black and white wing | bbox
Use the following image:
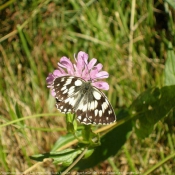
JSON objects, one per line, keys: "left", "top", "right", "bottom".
{"left": 52, "top": 76, "right": 84, "bottom": 113}
{"left": 52, "top": 76, "right": 116, "bottom": 125}
{"left": 75, "top": 86, "right": 116, "bottom": 125}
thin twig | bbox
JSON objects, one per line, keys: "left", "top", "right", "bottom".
{"left": 23, "top": 162, "right": 43, "bottom": 174}
{"left": 23, "top": 158, "right": 53, "bottom": 174}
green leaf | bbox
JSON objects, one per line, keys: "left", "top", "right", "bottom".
{"left": 30, "top": 149, "right": 82, "bottom": 167}
{"left": 75, "top": 110, "right": 132, "bottom": 170}
{"left": 130, "top": 85, "right": 175, "bottom": 139}
{"left": 165, "top": 42, "right": 175, "bottom": 85}
{"left": 51, "top": 133, "right": 80, "bottom": 152}
{"left": 83, "top": 149, "right": 94, "bottom": 159}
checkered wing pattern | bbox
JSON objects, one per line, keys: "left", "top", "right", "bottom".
{"left": 52, "top": 76, "right": 116, "bottom": 125}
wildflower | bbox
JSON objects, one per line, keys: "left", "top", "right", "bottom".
{"left": 46, "top": 51, "right": 109, "bottom": 97}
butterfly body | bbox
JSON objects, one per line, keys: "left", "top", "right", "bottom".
{"left": 52, "top": 76, "right": 116, "bottom": 125}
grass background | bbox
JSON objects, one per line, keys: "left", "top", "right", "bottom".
{"left": 0, "top": 0, "right": 175, "bottom": 174}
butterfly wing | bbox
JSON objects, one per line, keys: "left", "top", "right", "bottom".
{"left": 52, "top": 76, "right": 116, "bottom": 125}
{"left": 76, "top": 86, "right": 116, "bottom": 125}
{"left": 53, "top": 76, "right": 86, "bottom": 113}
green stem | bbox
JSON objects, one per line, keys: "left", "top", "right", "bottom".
{"left": 61, "top": 147, "right": 88, "bottom": 175}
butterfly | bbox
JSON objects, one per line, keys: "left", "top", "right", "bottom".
{"left": 52, "top": 76, "right": 116, "bottom": 125}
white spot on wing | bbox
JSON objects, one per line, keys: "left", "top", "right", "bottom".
{"left": 77, "top": 103, "right": 84, "bottom": 110}
{"left": 90, "top": 101, "right": 95, "bottom": 110}
{"left": 70, "top": 97, "right": 76, "bottom": 106}
{"left": 63, "top": 89, "right": 68, "bottom": 94}
{"left": 94, "top": 100, "right": 98, "bottom": 108}
{"left": 82, "top": 104, "right": 87, "bottom": 112}
{"left": 90, "top": 100, "right": 98, "bottom": 110}
{"left": 75, "top": 80, "right": 82, "bottom": 86}
{"left": 93, "top": 91, "right": 101, "bottom": 100}
{"left": 95, "top": 109, "right": 98, "bottom": 116}
{"left": 102, "top": 102, "right": 108, "bottom": 112}
{"left": 77, "top": 116, "right": 82, "bottom": 120}
{"left": 99, "top": 110, "right": 102, "bottom": 117}
{"left": 65, "top": 78, "right": 72, "bottom": 86}
{"left": 65, "top": 97, "right": 71, "bottom": 103}
{"left": 83, "top": 118, "right": 87, "bottom": 122}
{"left": 108, "top": 110, "right": 112, "bottom": 114}
{"left": 68, "top": 86, "right": 75, "bottom": 95}
{"left": 61, "top": 86, "right": 66, "bottom": 91}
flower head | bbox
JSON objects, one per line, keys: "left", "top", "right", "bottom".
{"left": 46, "top": 51, "right": 109, "bottom": 96}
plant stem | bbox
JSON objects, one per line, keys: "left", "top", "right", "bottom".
{"left": 61, "top": 147, "right": 88, "bottom": 175}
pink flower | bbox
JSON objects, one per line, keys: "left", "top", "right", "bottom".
{"left": 46, "top": 51, "right": 110, "bottom": 96}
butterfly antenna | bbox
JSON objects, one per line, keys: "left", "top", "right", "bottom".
{"left": 83, "top": 58, "right": 92, "bottom": 82}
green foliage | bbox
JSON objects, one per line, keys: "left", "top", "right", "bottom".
{"left": 131, "top": 85, "right": 175, "bottom": 139}
{"left": 130, "top": 43, "right": 175, "bottom": 139}
{"left": 30, "top": 149, "right": 82, "bottom": 167}
{"left": 51, "top": 133, "right": 78, "bottom": 152}
{"left": 31, "top": 110, "right": 132, "bottom": 170}
{"left": 75, "top": 120, "right": 132, "bottom": 170}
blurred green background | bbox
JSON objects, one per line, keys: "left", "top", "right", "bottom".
{"left": 0, "top": 0, "right": 174, "bottom": 173}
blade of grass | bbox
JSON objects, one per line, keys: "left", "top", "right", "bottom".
{"left": 17, "top": 25, "right": 37, "bottom": 74}
{"left": 143, "top": 151, "right": 175, "bottom": 175}
{"left": 0, "top": 113, "right": 60, "bottom": 129}
{"left": 0, "top": 0, "right": 16, "bottom": 11}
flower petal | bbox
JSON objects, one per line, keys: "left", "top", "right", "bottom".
{"left": 95, "top": 63, "right": 103, "bottom": 71}
{"left": 77, "top": 51, "right": 88, "bottom": 65}
{"left": 88, "top": 58, "right": 97, "bottom": 70}
{"left": 92, "top": 81, "right": 109, "bottom": 90}
{"left": 53, "top": 70, "right": 63, "bottom": 77}
{"left": 46, "top": 73, "right": 54, "bottom": 85}
{"left": 51, "top": 89, "right": 56, "bottom": 97}
{"left": 58, "top": 67, "right": 67, "bottom": 75}
{"left": 81, "top": 67, "right": 90, "bottom": 81}
{"left": 77, "top": 51, "right": 88, "bottom": 69}
{"left": 58, "top": 57, "right": 74, "bottom": 74}
{"left": 46, "top": 51, "right": 111, "bottom": 97}
{"left": 89, "top": 67, "right": 99, "bottom": 80}
{"left": 95, "top": 71, "right": 109, "bottom": 79}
